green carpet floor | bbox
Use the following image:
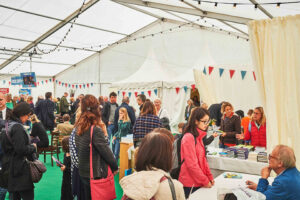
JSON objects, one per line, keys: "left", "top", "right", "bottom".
{"left": 5, "top": 153, "right": 123, "bottom": 200}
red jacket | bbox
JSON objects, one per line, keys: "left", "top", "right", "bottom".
{"left": 179, "top": 129, "right": 213, "bottom": 187}
{"left": 244, "top": 121, "right": 266, "bottom": 148}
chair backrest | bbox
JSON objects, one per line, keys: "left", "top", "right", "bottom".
{"left": 50, "top": 131, "right": 60, "bottom": 147}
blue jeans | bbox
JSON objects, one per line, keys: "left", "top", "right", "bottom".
{"left": 112, "top": 138, "right": 120, "bottom": 160}
{"left": 0, "top": 187, "right": 7, "bottom": 200}
{"left": 107, "top": 124, "right": 115, "bottom": 146}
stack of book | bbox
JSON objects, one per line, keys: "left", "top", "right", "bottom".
{"left": 257, "top": 152, "right": 268, "bottom": 163}
{"left": 237, "top": 148, "right": 249, "bottom": 160}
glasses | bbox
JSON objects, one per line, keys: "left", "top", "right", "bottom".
{"left": 200, "top": 120, "right": 210, "bottom": 125}
{"left": 268, "top": 154, "right": 279, "bottom": 160}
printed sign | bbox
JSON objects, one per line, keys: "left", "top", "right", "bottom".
{"left": 11, "top": 76, "right": 23, "bottom": 85}
{"left": 20, "top": 72, "right": 36, "bottom": 88}
{"left": 0, "top": 88, "right": 9, "bottom": 94}
{"left": 19, "top": 88, "right": 31, "bottom": 96}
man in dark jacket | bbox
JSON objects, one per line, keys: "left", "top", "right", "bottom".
{"left": 208, "top": 102, "right": 223, "bottom": 126}
{"left": 35, "top": 92, "right": 55, "bottom": 131}
{"left": 102, "top": 92, "right": 118, "bottom": 144}
{"left": 113, "top": 97, "right": 135, "bottom": 135}
{"left": 60, "top": 92, "right": 69, "bottom": 116}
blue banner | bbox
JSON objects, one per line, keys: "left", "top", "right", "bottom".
{"left": 11, "top": 76, "right": 22, "bottom": 85}
{"left": 19, "top": 89, "right": 31, "bottom": 96}
{"left": 20, "top": 72, "right": 36, "bottom": 88}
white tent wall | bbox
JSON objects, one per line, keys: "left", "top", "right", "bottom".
{"left": 0, "top": 74, "right": 53, "bottom": 102}
{"left": 54, "top": 53, "right": 101, "bottom": 98}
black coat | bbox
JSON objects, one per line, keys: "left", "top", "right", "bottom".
{"left": 30, "top": 122, "right": 49, "bottom": 148}
{"left": 184, "top": 105, "right": 194, "bottom": 121}
{"left": 208, "top": 103, "right": 223, "bottom": 126}
{"left": 220, "top": 114, "right": 241, "bottom": 145}
{"left": 1, "top": 120, "right": 36, "bottom": 192}
{"left": 101, "top": 102, "right": 118, "bottom": 126}
{"left": 75, "top": 126, "right": 118, "bottom": 179}
{"left": 35, "top": 99, "right": 55, "bottom": 131}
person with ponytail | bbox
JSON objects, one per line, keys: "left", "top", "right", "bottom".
{"left": 178, "top": 107, "right": 214, "bottom": 198}
{"left": 75, "top": 95, "right": 118, "bottom": 200}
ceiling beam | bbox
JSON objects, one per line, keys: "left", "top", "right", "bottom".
{"left": 0, "top": 58, "right": 72, "bottom": 65}
{"left": 0, "top": 52, "right": 41, "bottom": 59}
{"left": 180, "top": 0, "right": 204, "bottom": 14}
{"left": 0, "top": 4, "right": 127, "bottom": 36}
{"left": 0, "top": 35, "right": 98, "bottom": 52}
{"left": 0, "top": 0, "right": 100, "bottom": 70}
{"left": 112, "top": 0, "right": 252, "bottom": 24}
{"left": 248, "top": 0, "right": 273, "bottom": 19}
{"left": 163, "top": 10, "right": 203, "bottom": 27}
{"left": 114, "top": 2, "right": 162, "bottom": 19}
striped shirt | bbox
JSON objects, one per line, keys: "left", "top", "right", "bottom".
{"left": 133, "top": 114, "right": 162, "bottom": 139}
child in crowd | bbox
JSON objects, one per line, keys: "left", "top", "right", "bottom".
{"left": 113, "top": 108, "right": 131, "bottom": 160}
{"left": 59, "top": 136, "right": 72, "bottom": 200}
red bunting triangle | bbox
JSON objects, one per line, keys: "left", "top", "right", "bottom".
{"left": 229, "top": 70, "right": 235, "bottom": 79}
{"left": 34, "top": 82, "right": 37, "bottom": 86}
{"left": 175, "top": 87, "right": 180, "bottom": 94}
{"left": 134, "top": 92, "right": 138, "bottom": 97}
{"left": 9, "top": 81, "right": 11, "bottom": 85}
{"left": 37, "top": 82, "right": 39, "bottom": 86}
{"left": 65, "top": 83, "right": 67, "bottom": 87}
{"left": 191, "top": 84, "right": 196, "bottom": 91}
{"left": 79, "top": 85, "right": 82, "bottom": 89}
{"left": 122, "top": 91, "right": 125, "bottom": 96}
{"left": 208, "top": 66, "right": 214, "bottom": 75}
{"left": 72, "top": 85, "right": 74, "bottom": 88}
{"left": 148, "top": 90, "right": 151, "bottom": 97}
{"left": 87, "top": 83, "right": 89, "bottom": 88}
{"left": 45, "top": 80, "right": 48, "bottom": 83}
{"left": 52, "top": 78, "right": 55, "bottom": 81}
{"left": 59, "top": 81, "right": 61, "bottom": 85}
{"left": 253, "top": 71, "right": 256, "bottom": 81}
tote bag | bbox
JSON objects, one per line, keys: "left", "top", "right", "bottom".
{"left": 89, "top": 125, "right": 116, "bottom": 200}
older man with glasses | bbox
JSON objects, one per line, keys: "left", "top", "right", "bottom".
{"left": 246, "top": 145, "right": 300, "bottom": 200}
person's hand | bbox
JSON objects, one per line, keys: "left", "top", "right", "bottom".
{"left": 108, "top": 122, "right": 112, "bottom": 125}
{"left": 210, "top": 180, "right": 215, "bottom": 186}
{"left": 203, "top": 182, "right": 212, "bottom": 188}
{"left": 32, "top": 143, "right": 37, "bottom": 148}
{"left": 236, "top": 134, "right": 243, "bottom": 139}
{"left": 113, "top": 136, "right": 116, "bottom": 141}
{"left": 261, "top": 166, "right": 271, "bottom": 179}
{"left": 113, "top": 170, "right": 118, "bottom": 175}
{"left": 212, "top": 132, "right": 218, "bottom": 138}
{"left": 246, "top": 180, "right": 257, "bottom": 190}
{"left": 60, "top": 165, "right": 66, "bottom": 171}
{"left": 221, "top": 132, "right": 226, "bottom": 137}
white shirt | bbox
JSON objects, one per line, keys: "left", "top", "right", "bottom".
{"left": 1, "top": 107, "right": 7, "bottom": 120}
{"left": 158, "top": 108, "right": 170, "bottom": 120}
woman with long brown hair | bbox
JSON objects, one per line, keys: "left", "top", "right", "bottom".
{"left": 242, "top": 107, "right": 267, "bottom": 148}
{"left": 133, "top": 101, "right": 162, "bottom": 148}
{"left": 75, "top": 95, "right": 118, "bottom": 200}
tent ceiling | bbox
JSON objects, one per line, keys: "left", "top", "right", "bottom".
{"left": 0, "top": 0, "right": 299, "bottom": 76}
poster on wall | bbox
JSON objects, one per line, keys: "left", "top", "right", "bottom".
{"left": 19, "top": 89, "right": 31, "bottom": 96}
{"left": 11, "top": 76, "right": 23, "bottom": 85}
{"left": 0, "top": 88, "right": 9, "bottom": 94}
{"left": 20, "top": 72, "right": 36, "bottom": 88}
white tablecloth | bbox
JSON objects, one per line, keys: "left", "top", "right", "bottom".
{"left": 189, "top": 172, "right": 273, "bottom": 200}
{"left": 207, "top": 148, "right": 268, "bottom": 176}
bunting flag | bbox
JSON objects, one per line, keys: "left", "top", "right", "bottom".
{"left": 219, "top": 68, "right": 224, "bottom": 77}
{"left": 72, "top": 85, "right": 74, "bottom": 88}
{"left": 191, "top": 84, "right": 196, "bottom": 91}
{"left": 203, "top": 67, "right": 207, "bottom": 75}
{"left": 3, "top": 80, "right": 5, "bottom": 84}
{"left": 175, "top": 87, "right": 180, "bottom": 94}
{"left": 45, "top": 80, "right": 48, "bottom": 83}
{"left": 62, "top": 82, "right": 64, "bottom": 86}
{"left": 49, "top": 79, "right": 52, "bottom": 82}
{"left": 183, "top": 86, "right": 188, "bottom": 93}
{"left": 9, "top": 81, "right": 11, "bottom": 85}
{"left": 76, "top": 85, "right": 78, "bottom": 89}
{"left": 253, "top": 71, "right": 256, "bottom": 81}
{"left": 134, "top": 92, "right": 138, "bottom": 97}
{"left": 68, "top": 84, "right": 71, "bottom": 88}
{"left": 148, "top": 90, "right": 151, "bottom": 97}
{"left": 128, "top": 92, "right": 132, "bottom": 98}
{"left": 229, "top": 70, "right": 235, "bottom": 79}
{"left": 59, "top": 81, "right": 61, "bottom": 85}
{"left": 208, "top": 66, "right": 214, "bottom": 75}
{"left": 118, "top": 91, "right": 120, "bottom": 96}
{"left": 42, "top": 81, "right": 44, "bottom": 84}
{"left": 87, "top": 83, "right": 89, "bottom": 88}
{"left": 34, "top": 82, "right": 37, "bottom": 87}
{"left": 122, "top": 91, "right": 125, "bottom": 96}
{"left": 141, "top": 91, "right": 144, "bottom": 95}
{"left": 52, "top": 78, "right": 55, "bottom": 82}
{"left": 241, "top": 71, "right": 247, "bottom": 80}
{"left": 79, "top": 85, "right": 82, "bottom": 89}
{"left": 37, "top": 82, "right": 39, "bottom": 86}
{"left": 154, "top": 89, "right": 158, "bottom": 96}
{"left": 56, "top": 80, "right": 58, "bottom": 83}
{"left": 91, "top": 83, "right": 93, "bottom": 87}
{"left": 83, "top": 84, "right": 85, "bottom": 88}
{"left": 65, "top": 83, "right": 67, "bottom": 87}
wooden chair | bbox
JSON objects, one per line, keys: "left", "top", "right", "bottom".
{"left": 37, "top": 131, "right": 60, "bottom": 166}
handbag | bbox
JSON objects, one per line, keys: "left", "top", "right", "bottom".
{"left": 89, "top": 125, "right": 116, "bottom": 200}
{"left": 27, "top": 158, "right": 47, "bottom": 183}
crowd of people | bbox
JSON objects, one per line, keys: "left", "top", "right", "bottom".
{"left": 0, "top": 92, "right": 299, "bottom": 200}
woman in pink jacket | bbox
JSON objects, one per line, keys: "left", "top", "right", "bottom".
{"left": 179, "top": 107, "right": 214, "bottom": 198}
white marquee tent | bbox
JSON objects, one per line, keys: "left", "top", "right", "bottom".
{"left": 0, "top": 0, "right": 300, "bottom": 166}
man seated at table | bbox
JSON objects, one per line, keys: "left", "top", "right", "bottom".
{"left": 246, "top": 145, "right": 300, "bottom": 200}
{"left": 57, "top": 114, "right": 74, "bottom": 143}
